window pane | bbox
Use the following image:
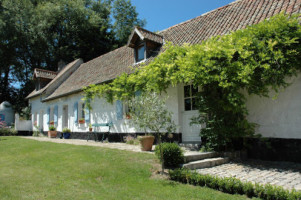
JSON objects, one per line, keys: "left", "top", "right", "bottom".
{"left": 184, "top": 85, "right": 191, "bottom": 98}
{"left": 82, "top": 103, "right": 85, "bottom": 118}
{"left": 192, "top": 98, "right": 198, "bottom": 110}
{"left": 185, "top": 98, "right": 191, "bottom": 111}
{"left": 191, "top": 86, "right": 198, "bottom": 96}
{"left": 137, "top": 46, "right": 145, "bottom": 61}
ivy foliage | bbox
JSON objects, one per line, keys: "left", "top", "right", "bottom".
{"left": 84, "top": 13, "right": 301, "bottom": 151}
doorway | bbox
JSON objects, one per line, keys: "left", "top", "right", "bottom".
{"left": 181, "top": 85, "right": 202, "bottom": 143}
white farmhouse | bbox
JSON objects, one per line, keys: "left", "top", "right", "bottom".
{"left": 26, "top": 0, "right": 301, "bottom": 162}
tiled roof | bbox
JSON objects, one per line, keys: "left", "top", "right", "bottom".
{"left": 127, "top": 27, "right": 163, "bottom": 48}
{"left": 136, "top": 27, "right": 163, "bottom": 44}
{"left": 34, "top": 68, "right": 57, "bottom": 80}
{"left": 44, "top": 47, "right": 135, "bottom": 100}
{"left": 159, "top": 0, "right": 301, "bottom": 45}
{"left": 42, "top": 0, "right": 301, "bottom": 101}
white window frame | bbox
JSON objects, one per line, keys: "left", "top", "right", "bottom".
{"left": 135, "top": 43, "right": 146, "bottom": 63}
{"left": 50, "top": 107, "right": 54, "bottom": 123}
{"left": 78, "top": 102, "right": 85, "bottom": 120}
{"left": 184, "top": 85, "right": 199, "bottom": 111}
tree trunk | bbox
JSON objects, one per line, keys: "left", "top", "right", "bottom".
{"left": 0, "top": 67, "right": 10, "bottom": 102}
{"left": 158, "top": 134, "right": 165, "bottom": 174}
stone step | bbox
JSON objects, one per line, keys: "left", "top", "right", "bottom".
{"left": 182, "top": 157, "right": 229, "bottom": 170}
{"left": 179, "top": 143, "right": 201, "bottom": 151}
{"left": 184, "top": 152, "right": 220, "bottom": 163}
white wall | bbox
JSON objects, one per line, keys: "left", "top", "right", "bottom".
{"left": 29, "top": 86, "right": 182, "bottom": 134}
{"left": 246, "top": 74, "right": 301, "bottom": 139}
{"left": 30, "top": 74, "right": 301, "bottom": 140}
{"left": 15, "top": 114, "right": 32, "bottom": 131}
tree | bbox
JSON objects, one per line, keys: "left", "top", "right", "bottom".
{"left": 112, "top": 0, "right": 146, "bottom": 46}
{"left": 0, "top": 0, "right": 146, "bottom": 113}
{"left": 127, "top": 92, "right": 176, "bottom": 174}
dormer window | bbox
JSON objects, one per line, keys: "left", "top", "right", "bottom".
{"left": 127, "top": 27, "right": 164, "bottom": 64}
{"left": 136, "top": 44, "right": 146, "bottom": 62}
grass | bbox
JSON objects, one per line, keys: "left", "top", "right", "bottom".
{"left": 0, "top": 137, "right": 257, "bottom": 200}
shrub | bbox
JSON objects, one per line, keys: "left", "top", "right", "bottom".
{"left": 32, "top": 125, "right": 40, "bottom": 137}
{"left": 0, "top": 127, "right": 17, "bottom": 136}
{"left": 243, "top": 182, "right": 255, "bottom": 197}
{"left": 49, "top": 125, "right": 56, "bottom": 131}
{"left": 0, "top": 121, "right": 17, "bottom": 136}
{"left": 169, "top": 168, "right": 301, "bottom": 200}
{"left": 155, "top": 143, "right": 184, "bottom": 168}
{"left": 124, "top": 135, "right": 139, "bottom": 145}
{"left": 62, "top": 128, "right": 71, "bottom": 133}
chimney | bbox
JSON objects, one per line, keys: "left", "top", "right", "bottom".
{"left": 57, "top": 60, "right": 66, "bottom": 72}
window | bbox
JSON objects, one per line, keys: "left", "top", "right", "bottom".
{"left": 124, "top": 102, "right": 132, "bottom": 119}
{"left": 79, "top": 103, "right": 85, "bottom": 119}
{"left": 34, "top": 112, "right": 37, "bottom": 125}
{"left": 136, "top": 45, "right": 145, "bottom": 62}
{"left": 184, "top": 85, "right": 198, "bottom": 111}
{"left": 50, "top": 107, "right": 54, "bottom": 123}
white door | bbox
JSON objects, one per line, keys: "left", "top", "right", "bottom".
{"left": 182, "top": 111, "right": 202, "bottom": 142}
{"left": 181, "top": 85, "right": 202, "bottom": 143}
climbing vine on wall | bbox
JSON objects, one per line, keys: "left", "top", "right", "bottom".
{"left": 84, "top": 13, "right": 301, "bottom": 151}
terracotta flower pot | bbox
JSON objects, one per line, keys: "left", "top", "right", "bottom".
{"left": 48, "top": 131, "right": 57, "bottom": 138}
{"left": 89, "top": 127, "right": 93, "bottom": 132}
{"left": 78, "top": 119, "right": 85, "bottom": 124}
{"left": 139, "top": 136, "right": 155, "bottom": 151}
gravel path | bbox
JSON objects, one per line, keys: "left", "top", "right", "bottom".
{"left": 23, "top": 136, "right": 152, "bottom": 153}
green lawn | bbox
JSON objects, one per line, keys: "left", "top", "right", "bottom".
{"left": 0, "top": 137, "right": 255, "bottom": 200}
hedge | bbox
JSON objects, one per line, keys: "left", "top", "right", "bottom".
{"left": 169, "top": 168, "right": 301, "bottom": 200}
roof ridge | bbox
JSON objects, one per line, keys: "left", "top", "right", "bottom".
{"left": 159, "top": 0, "right": 242, "bottom": 33}
{"left": 136, "top": 26, "right": 163, "bottom": 37}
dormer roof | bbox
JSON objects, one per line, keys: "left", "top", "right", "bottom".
{"left": 127, "top": 27, "right": 163, "bottom": 48}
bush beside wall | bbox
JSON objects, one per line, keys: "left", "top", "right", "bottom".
{"left": 0, "top": 128, "right": 17, "bottom": 136}
{"left": 155, "top": 143, "right": 184, "bottom": 168}
{"left": 169, "top": 168, "right": 301, "bottom": 200}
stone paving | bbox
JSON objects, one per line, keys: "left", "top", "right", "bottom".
{"left": 197, "top": 160, "right": 301, "bottom": 191}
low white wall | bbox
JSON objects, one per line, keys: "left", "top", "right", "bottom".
{"left": 246, "top": 74, "right": 301, "bottom": 139}
{"left": 15, "top": 114, "right": 32, "bottom": 131}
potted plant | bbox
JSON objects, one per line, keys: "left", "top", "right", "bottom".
{"left": 89, "top": 123, "right": 93, "bottom": 132}
{"left": 128, "top": 93, "right": 176, "bottom": 174}
{"left": 78, "top": 118, "right": 85, "bottom": 124}
{"left": 138, "top": 135, "right": 155, "bottom": 151}
{"left": 62, "top": 127, "right": 71, "bottom": 139}
{"left": 50, "top": 121, "right": 54, "bottom": 125}
{"left": 126, "top": 113, "right": 131, "bottom": 119}
{"left": 48, "top": 125, "right": 57, "bottom": 138}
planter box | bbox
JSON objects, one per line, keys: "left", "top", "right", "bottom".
{"left": 78, "top": 120, "right": 85, "bottom": 124}
{"left": 48, "top": 131, "right": 57, "bottom": 138}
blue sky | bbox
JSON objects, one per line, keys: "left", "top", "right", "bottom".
{"left": 131, "top": 0, "right": 235, "bottom": 32}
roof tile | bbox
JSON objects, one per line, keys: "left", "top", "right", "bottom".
{"left": 41, "top": 0, "right": 301, "bottom": 101}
